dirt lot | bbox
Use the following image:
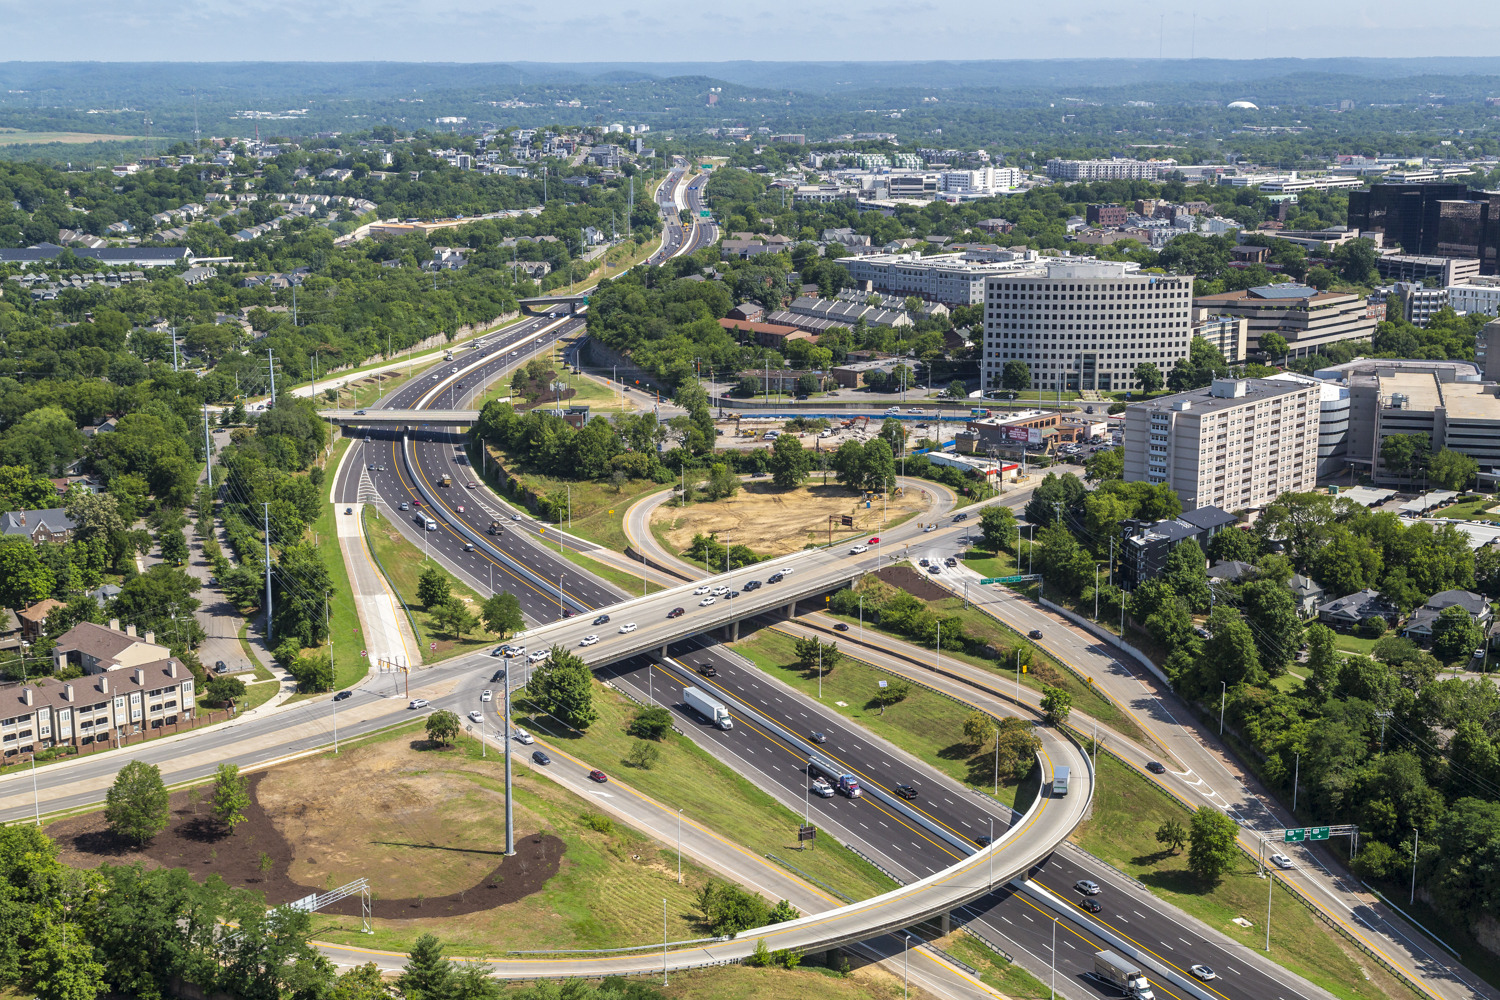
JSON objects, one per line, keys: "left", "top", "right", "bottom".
{"left": 652, "top": 481, "right": 932, "bottom": 557}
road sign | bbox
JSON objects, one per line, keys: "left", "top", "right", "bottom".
{"left": 360, "top": 650, "right": 367, "bottom": 658}
{"left": 700, "top": 210, "right": 711, "bottom": 218}
{"left": 1284, "top": 828, "right": 1307, "bottom": 842}
{"left": 798, "top": 825, "right": 816, "bottom": 842}
{"left": 429, "top": 642, "right": 438, "bottom": 651}
{"left": 1310, "top": 826, "right": 1331, "bottom": 841}
{"left": 841, "top": 515, "right": 854, "bottom": 527}
{"left": 980, "top": 574, "right": 1041, "bottom": 585}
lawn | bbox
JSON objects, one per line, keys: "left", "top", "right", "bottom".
{"left": 940, "top": 930, "right": 1051, "bottom": 999}
{"left": 361, "top": 505, "right": 500, "bottom": 662}
{"left": 732, "top": 630, "right": 1032, "bottom": 812}
{"left": 1072, "top": 754, "right": 1412, "bottom": 1000}
{"left": 311, "top": 437, "right": 367, "bottom": 690}
{"left": 0, "top": 129, "right": 148, "bottom": 144}
{"left": 547, "top": 234, "right": 664, "bottom": 297}
{"left": 513, "top": 679, "right": 897, "bottom": 904}
{"left": 960, "top": 548, "right": 1024, "bottom": 582}
{"left": 1333, "top": 632, "right": 1381, "bottom": 656}
{"left": 638, "top": 963, "right": 934, "bottom": 1000}
{"left": 287, "top": 313, "right": 529, "bottom": 398}
{"left": 1429, "top": 497, "right": 1498, "bottom": 521}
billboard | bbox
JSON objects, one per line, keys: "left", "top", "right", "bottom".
{"left": 1004, "top": 426, "right": 1043, "bottom": 446}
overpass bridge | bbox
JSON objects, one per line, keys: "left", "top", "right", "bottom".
{"left": 518, "top": 294, "right": 590, "bottom": 313}
{"left": 321, "top": 408, "right": 480, "bottom": 426}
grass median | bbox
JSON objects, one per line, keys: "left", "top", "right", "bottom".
{"left": 513, "top": 678, "right": 897, "bottom": 903}
{"left": 732, "top": 629, "right": 1034, "bottom": 813}
{"left": 1072, "top": 754, "right": 1410, "bottom": 1000}
{"left": 312, "top": 436, "right": 366, "bottom": 690}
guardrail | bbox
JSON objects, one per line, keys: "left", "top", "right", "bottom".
{"left": 765, "top": 854, "right": 856, "bottom": 904}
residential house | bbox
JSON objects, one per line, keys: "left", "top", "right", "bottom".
{"left": 727, "top": 303, "right": 765, "bottom": 323}
{"left": 718, "top": 318, "right": 813, "bottom": 349}
{"left": 1401, "top": 590, "right": 1494, "bottom": 644}
{"left": 1318, "top": 589, "right": 1398, "bottom": 631}
{"left": 1206, "top": 560, "right": 1257, "bottom": 582}
{"left": 16, "top": 599, "right": 65, "bottom": 640}
{"left": 51, "top": 619, "right": 172, "bottom": 675}
{"left": 1288, "top": 574, "right": 1326, "bottom": 617}
{"left": 1, "top": 509, "right": 76, "bottom": 544}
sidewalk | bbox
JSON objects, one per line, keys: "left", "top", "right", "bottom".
{"left": 337, "top": 501, "right": 420, "bottom": 673}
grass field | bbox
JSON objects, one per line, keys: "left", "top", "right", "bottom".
{"left": 732, "top": 629, "right": 1033, "bottom": 813}
{"left": 939, "top": 930, "right": 1051, "bottom": 998}
{"left": 1072, "top": 754, "right": 1411, "bottom": 1000}
{"left": 637, "top": 962, "right": 935, "bottom": 1000}
{"left": 312, "top": 437, "right": 367, "bottom": 690}
{"left": 362, "top": 505, "right": 499, "bottom": 662}
{"left": 513, "top": 678, "right": 897, "bottom": 903}
{"left": 0, "top": 129, "right": 147, "bottom": 145}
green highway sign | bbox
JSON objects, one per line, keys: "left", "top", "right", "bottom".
{"left": 700, "top": 209, "right": 712, "bottom": 218}
{"left": 1310, "top": 826, "right": 1331, "bottom": 841}
{"left": 980, "top": 575, "right": 1039, "bottom": 585}
{"left": 1284, "top": 828, "right": 1306, "bottom": 842}
{"left": 1285, "top": 826, "right": 1332, "bottom": 843}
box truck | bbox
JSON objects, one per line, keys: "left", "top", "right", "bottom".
{"left": 683, "top": 686, "right": 733, "bottom": 730}
{"left": 1053, "top": 764, "right": 1071, "bottom": 796}
{"left": 1092, "top": 951, "right": 1154, "bottom": 1000}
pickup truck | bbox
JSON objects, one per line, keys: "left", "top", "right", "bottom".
{"left": 487, "top": 520, "right": 503, "bottom": 535}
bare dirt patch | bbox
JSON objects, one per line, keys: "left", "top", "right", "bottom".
{"left": 48, "top": 738, "right": 562, "bottom": 919}
{"left": 874, "top": 565, "right": 951, "bottom": 602}
{"left": 652, "top": 481, "right": 932, "bottom": 557}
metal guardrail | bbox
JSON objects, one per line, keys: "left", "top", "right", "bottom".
{"left": 506, "top": 935, "right": 727, "bottom": 956}
{"left": 951, "top": 922, "right": 1014, "bottom": 964}
{"left": 842, "top": 842, "right": 906, "bottom": 886}
{"left": 765, "top": 854, "right": 856, "bottom": 904}
{"left": 920, "top": 943, "right": 979, "bottom": 978}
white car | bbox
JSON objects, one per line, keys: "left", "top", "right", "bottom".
{"left": 1190, "top": 965, "right": 1217, "bottom": 982}
{"left": 693, "top": 585, "right": 711, "bottom": 595}
{"left": 619, "top": 622, "right": 638, "bottom": 633}
{"left": 481, "top": 689, "right": 493, "bottom": 702}
{"left": 513, "top": 728, "right": 535, "bottom": 744}
{"left": 923, "top": 525, "right": 936, "bottom": 533}
{"left": 408, "top": 698, "right": 430, "bottom": 709}
{"left": 699, "top": 596, "right": 716, "bottom": 606}
{"left": 1270, "top": 853, "right": 1295, "bottom": 870}
{"left": 528, "top": 649, "right": 550, "bottom": 663}
{"left": 710, "top": 585, "right": 729, "bottom": 596}
{"left": 504, "top": 645, "right": 526, "bottom": 658}
{"left": 850, "top": 544, "right": 868, "bottom": 554}
{"left": 580, "top": 634, "right": 599, "bottom": 646}
{"left": 468, "top": 710, "right": 484, "bottom": 723}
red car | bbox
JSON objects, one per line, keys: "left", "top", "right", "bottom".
{"left": 868, "top": 537, "right": 880, "bottom": 545}
{"left": 588, "top": 769, "right": 608, "bottom": 783}
{"left": 667, "top": 607, "right": 685, "bottom": 618}
{"left": 456, "top": 505, "right": 465, "bottom": 513}
{"left": 413, "top": 499, "right": 423, "bottom": 507}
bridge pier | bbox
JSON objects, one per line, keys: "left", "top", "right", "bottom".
{"left": 723, "top": 620, "right": 739, "bottom": 642}
{"left": 940, "top": 910, "right": 951, "bottom": 936}
{"left": 785, "top": 600, "right": 797, "bottom": 618}
{"left": 660, "top": 645, "right": 669, "bottom": 661}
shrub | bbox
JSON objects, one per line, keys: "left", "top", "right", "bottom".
{"left": 579, "top": 812, "right": 614, "bottom": 835}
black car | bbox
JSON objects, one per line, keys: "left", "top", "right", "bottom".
{"left": 490, "top": 669, "right": 507, "bottom": 683}
{"left": 214, "top": 660, "right": 228, "bottom": 673}
{"left": 1077, "top": 898, "right": 1102, "bottom": 914}
{"left": 744, "top": 580, "right": 761, "bottom": 591}
{"left": 895, "top": 784, "right": 919, "bottom": 801}
{"left": 1028, "top": 629, "right": 1044, "bottom": 640}
{"left": 532, "top": 750, "right": 551, "bottom": 765}
{"left": 333, "top": 691, "right": 352, "bottom": 702}
{"left": 834, "top": 622, "right": 850, "bottom": 632}
{"left": 974, "top": 834, "right": 993, "bottom": 847}
{"left": 1146, "top": 761, "right": 1167, "bottom": 774}
{"left": 562, "top": 609, "right": 577, "bottom": 618}
{"left": 953, "top": 512, "right": 968, "bottom": 522}
{"left": 593, "top": 614, "right": 611, "bottom": 626}
{"left": 810, "top": 732, "right": 828, "bottom": 744}
{"left": 697, "top": 663, "right": 717, "bottom": 677}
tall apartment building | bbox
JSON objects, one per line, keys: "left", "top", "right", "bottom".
{"left": 842, "top": 249, "right": 1043, "bottom": 306}
{"left": 1123, "top": 378, "right": 1320, "bottom": 511}
{"left": 981, "top": 260, "right": 1195, "bottom": 394}
{"left": 1191, "top": 308, "right": 1249, "bottom": 363}
{"left": 1192, "top": 284, "right": 1377, "bottom": 357}
{"left": 1046, "top": 158, "right": 1176, "bottom": 181}
{"left": 1348, "top": 183, "right": 1500, "bottom": 274}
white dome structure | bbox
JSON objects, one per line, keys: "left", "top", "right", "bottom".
{"left": 1228, "top": 100, "right": 1259, "bottom": 110}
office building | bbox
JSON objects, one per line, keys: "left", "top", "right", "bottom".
{"left": 1375, "top": 253, "right": 1481, "bottom": 287}
{"left": 1448, "top": 280, "right": 1500, "bottom": 318}
{"left": 1191, "top": 308, "right": 1249, "bottom": 364}
{"left": 1395, "top": 282, "right": 1450, "bottom": 327}
{"left": 1046, "top": 158, "right": 1176, "bottom": 181}
{"left": 1192, "top": 284, "right": 1377, "bottom": 357}
{"left": 981, "top": 260, "right": 1194, "bottom": 394}
{"left": 1480, "top": 319, "right": 1500, "bottom": 381}
{"left": 1122, "top": 378, "right": 1320, "bottom": 511}
{"left": 842, "top": 249, "right": 1042, "bottom": 306}
{"left": 1348, "top": 183, "right": 1500, "bottom": 274}
{"left": 1353, "top": 372, "right": 1500, "bottom": 483}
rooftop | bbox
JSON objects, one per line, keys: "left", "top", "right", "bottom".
{"left": 1130, "top": 377, "right": 1313, "bottom": 417}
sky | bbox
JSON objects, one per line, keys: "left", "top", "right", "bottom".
{"left": 4, "top": 0, "right": 1500, "bottom": 62}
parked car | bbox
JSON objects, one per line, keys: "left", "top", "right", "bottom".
{"left": 214, "top": 660, "right": 228, "bottom": 673}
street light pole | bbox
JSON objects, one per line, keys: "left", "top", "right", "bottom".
{"left": 677, "top": 809, "right": 683, "bottom": 883}
{"left": 504, "top": 657, "right": 515, "bottom": 855}
{"left": 1410, "top": 829, "right": 1419, "bottom": 905}
{"left": 1266, "top": 868, "right": 1275, "bottom": 951}
{"left": 1220, "top": 681, "right": 1227, "bottom": 735}
{"left": 1051, "top": 916, "right": 1058, "bottom": 1000}
{"left": 1292, "top": 752, "right": 1300, "bottom": 812}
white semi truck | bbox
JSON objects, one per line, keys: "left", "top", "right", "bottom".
{"left": 683, "top": 686, "right": 734, "bottom": 730}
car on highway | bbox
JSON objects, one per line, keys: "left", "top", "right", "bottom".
{"left": 368, "top": 464, "right": 377, "bottom": 471}
{"left": 1145, "top": 761, "right": 1166, "bottom": 774}
{"left": 868, "top": 537, "right": 880, "bottom": 545}
{"left": 514, "top": 728, "right": 535, "bottom": 744}
{"left": 810, "top": 731, "right": 828, "bottom": 744}
{"left": 927, "top": 565, "right": 941, "bottom": 574}
{"left": 456, "top": 505, "right": 465, "bottom": 513}
{"left": 354, "top": 409, "right": 367, "bottom": 415}
{"left": 593, "top": 614, "right": 612, "bottom": 625}
{"left": 408, "top": 699, "right": 430, "bottom": 710}
{"left": 468, "top": 711, "right": 484, "bottom": 723}
{"left": 467, "top": 482, "right": 476, "bottom": 489}
{"left": 667, "top": 607, "right": 685, "bottom": 618}
{"left": 919, "top": 558, "right": 930, "bottom": 567}
{"left": 811, "top": 777, "right": 835, "bottom": 798}
{"left": 1270, "top": 853, "right": 1295, "bottom": 870}
{"left": 1078, "top": 898, "right": 1102, "bottom": 914}
{"left": 334, "top": 691, "right": 351, "bottom": 702}
{"left": 923, "top": 525, "right": 936, "bottom": 533}
{"left": 399, "top": 502, "right": 409, "bottom": 511}
{"left": 696, "top": 662, "right": 717, "bottom": 677}
{"left": 580, "top": 634, "right": 599, "bottom": 646}
{"left": 894, "top": 784, "right": 919, "bottom": 800}
{"left": 850, "top": 544, "right": 868, "bottom": 554}
{"left": 744, "top": 580, "right": 761, "bottom": 591}
{"left": 619, "top": 623, "right": 637, "bottom": 633}
{"left": 413, "top": 499, "right": 423, "bottom": 507}
{"left": 450, "top": 367, "right": 458, "bottom": 374}
{"left": 699, "top": 596, "right": 716, "bottom": 606}
{"left": 710, "top": 585, "right": 729, "bottom": 597}
{"left": 511, "top": 513, "right": 521, "bottom": 520}
{"left": 945, "top": 557, "right": 958, "bottom": 567}
{"left": 974, "top": 834, "right": 993, "bottom": 847}
{"left": 463, "top": 542, "right": 475, "bottom": 551}
{"left": 1074, "top": 879, "right": 1101, "bottom": 895}
{"left": 833, "top": 622, "right": 849, "bottom": 632}
{"left": 532, "top": 750, "right": 551, "bottom": 765}
{"left": 1190, "top": 965, "right": 1217, "bottom": 981}
{"left": 481, "top": 690, "right": 493, "bottom": 702}
{"left": 1028, "top": 629, "right": 1044, "bottom": 640}
{"left": 528, "top": 650, "right": 550, "bottom": 663}
{"left": 585, "top": 768, "right": 610, "bottom": 783}
{"left": 693, "top": 585, "right": 711, "bottom": 595}
{"left": 953, "top": 512, "right": 969, "bottom": 522}
{"left": 345, "top": 506, "right": 354, "bottom": 515}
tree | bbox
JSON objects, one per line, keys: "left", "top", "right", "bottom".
{"left": 425, "top": 710, "right": 461, "bottom": 747}
{"left": 396, "top": 934, "right": 454, "bottom": 1000}
{"left": 769, "top": 434, "right": 812, "bottom": 489}
{"left": 1161, "top": 538, "right": 1211, "bottom": 614}
{"left": 794, "top": 635, "right": 841, "bottom": 674}
{"left": 481, "top": 592, "right": 524, "bottom": 636}
{"left": 980, "top": 504, "right": 1018, "bottom": 553}
{"left": 528, "top": 647, "right": 597, "bottom": 729}
{"left": 1432, "top": 604, "right": 1485, "bottom": 662}
{"left": 993, "top": 716, "right": 1043, "bottom": 779}
{"left": 768, "top": 899, "right": 799, "bottom": 924}
{"left": 1429, "top": 448, "right": 1479, "bottom": 492}
{"left": 1260, "top": 332, "right": 1289, "bottom": 362}
{"left": 0, "top": 536, "right": 55, "bottom": 609}
{"left": 417, "top": 565, "right": 451, "bottom": 609}
{"left": 962, "top": 712, "right": 996, "bottom": 749}
{"left": 431, "top": 597, "right": 479, "bottom": 639}
{"left": 697, "top": 880, "right": 770, "bottom": 936}
{"left": 105, "top": 760, "right": 170, "bottom": 845}
{"left": 1303, "top": 623, "right": 1341, "bottom": 700}
{"left": 873, "top": 679, "right": 911, "bottom": 711}
{"left": 1155, "top": 819, "right": 1187, "bottom": 854}
{"left": 1200, "top": 606, "right": 1263, "bottom": 692}
{"left": 1305, "top": 265, "right": 1337, "bottom": 290}
{"left": 204, "top": 676, "right": 246, "bottom": 707}
{"left": 211, "top": 763, "right": 250, "bottom": 834}
{"left": 1084, "top": 447, "right": 1123, "bottom": 484}
{"left": 1133, "top": 362, "right": 1163, "bottom": 394}
{"left": 1040, "top": 686, "right": 1072, "bottom": 725}
{"left": 1187, "top": 807, "right": 1240, "bottom": 884}
{"left": 627, "top": 706, "right": 672, "bottom": 740}
{"left": 705, "top": 463, "right": 740, "bottom": 500}
{"left": 1207, "top": 526, "right": 1259, "bottom": 564}
{"left": 1241, "top": 578, "right": 1302, "bottom": 676}
{"left": 25, "top": 921, "right": 107, "bottom": 1000}
{"left": 1001, "top": 360, "right": 1032, "bottom": 391}
{"left": 625, "top": 740, "right": 661, "bottom": 769}
{"left": 159, "top": 529, "right": 189, "bottom": 566}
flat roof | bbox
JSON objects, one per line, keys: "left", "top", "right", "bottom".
{"left": 1440, "top": 381, "right": 1500, "bottom": 422}
{"left": 1130, "top": 377, "right": 1313, "bottom": 417}
{"left": 1378, "top": 372, "right": 1443, "bottom": 411}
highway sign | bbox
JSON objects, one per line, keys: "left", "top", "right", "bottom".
{"left": 798, "top": 825, "right": 816, "bottom": 843}
{"left": 700, "top": 210, "right": 712, "bottom": 218}
{"left": 1310, "top": 826, "right": 1331, "bottom": 841}
{"left": 980, "top": 574, "right": 1041, "bottom": 585}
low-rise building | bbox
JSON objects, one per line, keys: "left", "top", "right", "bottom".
{"left": 1118, "top": 506, "right": 1238, "bottom": 588}
{"left": 1375, "top": 253, "right": 1481, "bottom": 287}
{"left": 1395, "top": 282, "right": 1449, "bottom": 327}
{"left": 718, "top": 318, "right": 813, "bottom": 349}
{"left": 1401, "top": 589, "right": 1493, "bottom": 644}
{"left": 0, "top": 659, "right": 196, "bottom": 756}
{"left": 1191, "top": 308, "right": 1249, "bottom": 364}
{"left": 1318, "top": 589, "right": 1398, "bottom": 631}
{"left": 1447, "top": 280, "right": 1500, "bottom": 318}
{"left": 1192, "top": 284, "right": 1377, "bottom": 358}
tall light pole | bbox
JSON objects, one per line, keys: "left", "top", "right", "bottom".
{"left": 662, "top": 898, "right": 669, "bottom": 985}
{"left": 1050, "top": 916, "right": 1058, "bottom": 1000}
{"left": 1265, "top": 868, "right": 1275, "bottom": 951}
{"left": 1292, "top": 752, "right": 1300, "bottom": 812}
{"left": 677, "top": 809, "right": 683, "bottom": 883}
{"left": 1219, "top": 681, "right": 1227, "bottom": 735}
{"left": 504, "top": 656, "right": 515, "bottom": 855}
{"left": 903, "top": 932, "right": 912, "bottom": 999}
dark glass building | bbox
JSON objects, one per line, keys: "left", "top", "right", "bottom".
{"left": 1348, "top": 183, "right": 1500, "bottom": 275}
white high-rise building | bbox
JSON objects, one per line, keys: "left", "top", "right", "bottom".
{"left": 982, "top": 260, "right": 1195, "bottom": 393}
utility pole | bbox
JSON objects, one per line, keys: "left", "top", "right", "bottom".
{"left": 171, "top": 325, "right": 179, "bottom": 372}
{"left": 202, "top": 405, "right": 213, "bottom": 488}
{"left": 504, "top": 658, "right": 515, "bottom": 855}
{"left": 267, "top": 349, "right": 276, "bottom": 401}
{"left": 263, "top": 503, "right": 274, "bottom": 646}
{"left": 1377, "top": 710, "right": 1393, "bottom": 750}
